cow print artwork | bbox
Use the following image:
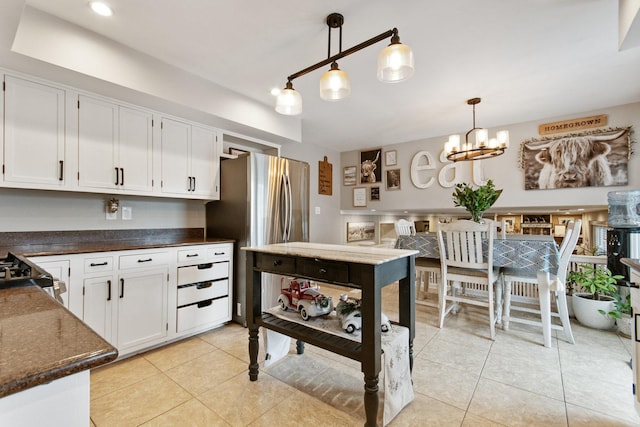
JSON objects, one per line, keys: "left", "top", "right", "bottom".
{"left": 359, "top": 149, "right": 382, "bottom": 184}
{"left": 521, "top": 127, "right": 631, "bottom": 190}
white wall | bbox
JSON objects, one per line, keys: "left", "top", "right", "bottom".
{"left": 340, "top": 102, "right": 640, "bottom": 214}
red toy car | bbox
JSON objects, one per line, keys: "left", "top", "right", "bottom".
{"left": 277, "top": 278, "right": 333, "bottom": 320}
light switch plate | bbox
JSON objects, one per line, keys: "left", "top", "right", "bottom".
{"left": 122, "top": 206, "right": 132, "bottom": 220}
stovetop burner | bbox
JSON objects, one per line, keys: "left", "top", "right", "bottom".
{"left": 0, "top": 252, "right": 53, "bottom": 288}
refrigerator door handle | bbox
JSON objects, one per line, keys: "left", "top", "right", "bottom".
{"left": 285, "top": 174, "right": 294, "bottom": 242}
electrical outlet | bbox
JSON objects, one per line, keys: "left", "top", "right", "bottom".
{"left": 236, "top": 303, "right": 242, "bottom": 316}
{"left": 122, "top": 206, "right": 132, "bottom": 220}
{"left": 315, "top": 206, "right": 321, "bottom": 215}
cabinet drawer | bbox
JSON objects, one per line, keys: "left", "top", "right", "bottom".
{"left": 177, "top": 262, "right": 229, "bottom": 286}
{"left": 84, "top": 256, "right": 114, "bottom": 273}
{"left": 178, "top": 279, "right": 228, "bottom": 306}
{"left": 177, "top": 245, "right": 231, "bottom": 264}
{"left": 119, "top": 251, "right": 169, "bottom": 270}
{"left": 177, "top": 297, "right": 230, "bottom": 333}
{"left": 256, "top": 254, "right": 296, "bottom": 275}
{"left": 299, "top": 258, "right": 349, "bottom": 283}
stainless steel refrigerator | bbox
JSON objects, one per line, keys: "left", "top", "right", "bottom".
{"left": 206, "top": 153, "right": 309, "bottom": 325}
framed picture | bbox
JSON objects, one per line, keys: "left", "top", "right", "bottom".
{"left": 520, "top": 127, "right": 630, "bottom": 190}
{"left": 353, "top": 187, "right": 367, "bottom": 207}
{"left": 370, "top": 186, "right": 380, "bottom": 201}
{"left": 502, "top": 216, "right": 516, "bottom": 233}
{"left": 385, "top": 150, "right": 397, "bottom": 166}
{"left": 343, "top": 166, "right": 357, "bottom": 186}
{"left": 359, "top": 149, "right": 382, "bottom": 184}
{"left": 346, "top": 221, "right": 375, "bottom": 242}
{"left": 385, "top": 169, "right": 401, "bottom": 191}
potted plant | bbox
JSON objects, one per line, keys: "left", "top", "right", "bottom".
{"left": 567, "top": 265, "right": 624, "bottom": 330}
{"left": 452, "top": 179, "right": 502, "bottom": 222}
{"left": 601, "top": 291, "right": 632, "bottom": 337}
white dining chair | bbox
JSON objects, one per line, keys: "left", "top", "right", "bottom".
{"left": 437, "top": 219, "right": 501, "bottom": 339}
{"left": 394, "top": 219, "right": 416, "bottom": 236}
{"left": 501, "top": 220, "right": 581, "bottom": 347}
{"left": 394, "top": 219, "right": 440, "bottom": 307}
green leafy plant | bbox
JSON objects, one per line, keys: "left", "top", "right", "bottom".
{"left": 452, "top": 179, "right": 502, "bottom": 222}
{"left": 567, "top": 265, "right": 623, "bottom": 301}
{"left": 600, "top": 292, "right": 631, "bottom": 319}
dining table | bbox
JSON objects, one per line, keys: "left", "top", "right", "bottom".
{"left": 395, "top": 232, "right": 561, "bottom": 324}
{"left": 395, "top": 232, "right": 560, "bottom": 274}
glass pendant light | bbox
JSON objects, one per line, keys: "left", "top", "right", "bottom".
{"left": 275, "top": 81, "right": 302, "bottom": 115}
{"left": 377, "top": 35, "right": 414, "bottom": 83}
{"left": 319, "top": 62, "right": 351, "bottom": 101}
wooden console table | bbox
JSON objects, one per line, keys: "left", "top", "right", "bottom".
{"left": 242, "top": 242, "right": 417, "bottom": 427}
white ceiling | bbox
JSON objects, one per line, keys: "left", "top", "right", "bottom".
{"left": 17, "top": 0, "right": 640, "bottom": 152}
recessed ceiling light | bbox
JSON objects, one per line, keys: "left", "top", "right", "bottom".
{"left": 90, "top": 2, "right": 113, "bottom": 17}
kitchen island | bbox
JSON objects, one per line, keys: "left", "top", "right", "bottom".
{"left": 243, "top": 242, "right": 418, "bottom": 427}
{"left": 0, "top": 284, "right": 118, "bottom": 426}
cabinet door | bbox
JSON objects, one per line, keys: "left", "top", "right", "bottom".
{"left": 190, "top": 125, "right": 219, "bottom": 198}
{"left": 116, "top": 268, "right": 168, "bottom": 351}
{"left": 3, "top": 75, "right": 65, "bottom": 187}
{"left": 118, "top": 106, "right": 153, "bottom": 192}
{"left": 78, "top": 95, "right": 118, "bottom": 189}
{"left": 160, "top": 118, "right": 191, "bottom": 195}
{"left": 33, "top": 259, "right": 70, "bottom": 309}
{"left": 83, "top": 275, "right": 115, "bottom": 344}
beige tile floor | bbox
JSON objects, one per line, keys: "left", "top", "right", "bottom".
{"left": 90, "top": 284, "right": 640, "bottom": 426}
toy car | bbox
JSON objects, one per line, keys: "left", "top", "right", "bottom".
{"left": 335, "top": 294, "right": 391, "bottom": 334}
{"left": 277, "top": 279, "right": 333, "bottom": 321}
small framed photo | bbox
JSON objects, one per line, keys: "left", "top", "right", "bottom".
{"left": 386, "top": 169, "right": 401, "bottom": 191}
{"left": 385, "top": 150, "right": 397, "bottom": 166}
{"left": 347, "top": 222, "right": 375, "bottom": 242}
{"left": 359, "top": 149, "right": 382, "bottom": 184}
{"left": 370, "top": 186, "right": 380, "bottom": 201}
{"left": 353, "top": 187, "right": 367, "bottom": 207}
{"left": 343, "top": 166, "right": 357, "bottom": 186}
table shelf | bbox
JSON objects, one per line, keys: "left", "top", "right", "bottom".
{"left": 259, "top": 312, "right": 362, "bottom": 361}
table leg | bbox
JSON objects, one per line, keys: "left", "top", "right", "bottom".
{"left": 296, "top": 339, "right": 305, "bottom": 354}
{"left": 363, "top": 374, "right": 379, "bottom": 427}
{"left": 248, "top": 325, "right": 259, "bottom": 381}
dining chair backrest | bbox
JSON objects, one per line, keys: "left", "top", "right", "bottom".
{"left": 557, "top": 220, "right": 582, "bottom": 283}
{"left": 483, "top": 219, "right": 507, "bottom": 239}
{"left": 437, "top": 220, "right": 494, "bottom": 270}
{"left": 395, "top": 219, "right": 416, "bottom": 236}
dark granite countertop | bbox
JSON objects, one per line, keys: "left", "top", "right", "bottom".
{"left": 0, "top": 228, "right": 234, "bottom": 258}
{"left": 0, "top": 285, "right": 118, "bottom": 398}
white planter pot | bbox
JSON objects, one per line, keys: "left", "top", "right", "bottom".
{"left": 572, "top": 292, "right": 616, "bottom": 330}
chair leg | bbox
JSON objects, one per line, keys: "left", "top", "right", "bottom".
{"left": 556, "top": 291, "right": 575, "bottom": 344}
{"left": 538, "top": 283, "right": 552, "bottom": 348}
{"left": 503, "top": 279, "right": 513, "bottom": 330}
{"left": 495, "top": 275, "right": 503, "bottom": 326}
{"left": 438, "top": 279, "right": 447, "bottom": 328}
{"left": 488, "top": 282, "right": 496, "bottom": 340}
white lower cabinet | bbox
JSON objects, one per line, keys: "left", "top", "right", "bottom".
{"left": 32, "top": 243, "right": 232, "bottom": 358}
{"left": 175, "top": 244, "right": 232, "bottom": 335}
{"left": 115, "top": 268, "right": 168, "bottom": 350}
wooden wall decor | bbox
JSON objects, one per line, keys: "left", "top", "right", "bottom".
{"left": 538, "top": 115, "right": 607, "bottom": 135}
{"left": 318, "top": 155, "right": 333, "bottom": 195}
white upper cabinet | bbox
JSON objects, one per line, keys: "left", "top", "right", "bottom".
{"left": 78, "top": 95, "right": 153, "bottom": 193}
{"left": 160, "top": 117, "right": 220, "bottom": 199}
{"left": 3, "top": 75, "right": 66, "bottom": 187}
